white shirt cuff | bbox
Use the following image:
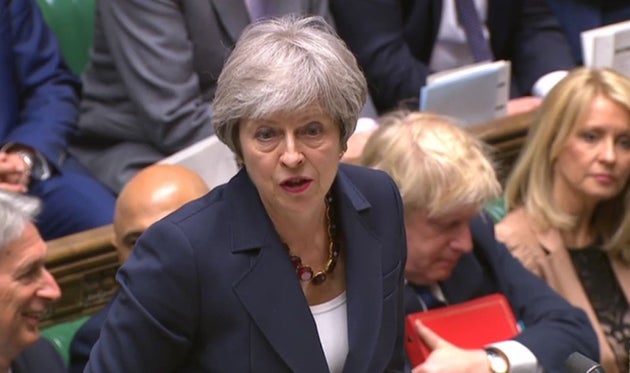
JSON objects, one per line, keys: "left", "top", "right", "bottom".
{"left": 532, "top": 70, "right": 568, "bottom": 97}
{"left": 487, "top": 340, "right": 542, "bottom": 373}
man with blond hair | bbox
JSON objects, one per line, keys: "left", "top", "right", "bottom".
{"left": 360, "top": 111, "right": 597, "bottom": 373}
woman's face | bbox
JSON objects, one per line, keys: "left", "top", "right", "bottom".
{"left": 239, "top": 105, "right": 341, "bottom": 216}
{"left": 554, "top": 95, "right": 630, "bottom": 208}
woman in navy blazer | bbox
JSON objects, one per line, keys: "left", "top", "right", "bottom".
{"left": 85, "top": 15, "right": 407, "bottom": 372}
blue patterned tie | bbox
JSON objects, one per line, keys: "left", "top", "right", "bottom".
{"left": 414, "top": 286, "right": 446, "bottom": 310}
{"left": 455, "top": 0, "right": 494, "bottom": 62}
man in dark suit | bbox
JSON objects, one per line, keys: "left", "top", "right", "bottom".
{"left": 331, "top": 0, "right": 576, "bottom": 115}
{"left": 0, "top": 0, "right": 115, "bottom": 240}
{"left": 68, "top": 164, "right": 210, "bottom": 373}
{"left": 547, "top": 0, "right": 630, "bottom": 64}
{"left": 0, "top": 190, "right": 64, "bottom": 373}
{"left": 360, "top": 111, "right": 598, "bottom": 372}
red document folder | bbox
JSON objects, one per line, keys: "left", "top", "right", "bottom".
{"left": 405, "top": 293, "right": 520, "bottom": 367}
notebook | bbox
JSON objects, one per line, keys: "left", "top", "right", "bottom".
{"left": 420, "top": 60, "right": 511, "bottom": 126}
{"left": 405, "top": 293, "right": 520, "bottom": 367}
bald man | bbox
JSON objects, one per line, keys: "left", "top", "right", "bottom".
{"left": 68, "top": 164, "right": 209, "bottom": 373}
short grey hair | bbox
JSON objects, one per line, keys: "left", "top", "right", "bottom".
{"left": 0, "top": 190, "right": 41, "bottom": 251}
{"left": 213, "top": 15, "right": 368, "bottom": 158}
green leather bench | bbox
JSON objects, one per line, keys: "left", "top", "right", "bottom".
{"left": 41, "top": 316, "right": 90, "bottom": 366}
{"left": 36, "top": 0, "right": 95, "bottom": 75}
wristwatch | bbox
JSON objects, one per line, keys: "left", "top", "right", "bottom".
{"left": 486, "top": 348, "right": 509, "bottom": 373}
{"left": 0, "top": 142, "right": 53, "bottom": 182}
{"left": 16, "top": 149, "right": 51, "bottom": 181}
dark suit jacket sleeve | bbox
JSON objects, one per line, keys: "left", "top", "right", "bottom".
{"left": 96, "top": 0, "right": 213, "bottom": 153}
{"left": 84, "top": 220, "right": 200, "bottom": 372}
{"left": 507, "top": 0, "right": 575, "bottom": 95}
{"left": 330, "top": 0, "right": 431, "bottom": 113}
{"left": 12, "top": 338, "right": 65, "bottom": 373}
{"left": 68, "top": 305, "right": 110, "bottom": 373}
{"left": 473, "top": 219, "right": 599, "bottom": 372}
{"left": 6, "top": 0, "right": 79, "bottom": 168}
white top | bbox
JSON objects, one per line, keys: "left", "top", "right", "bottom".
{"left": 310, "top": 291, "right": 348, "bottom": 373}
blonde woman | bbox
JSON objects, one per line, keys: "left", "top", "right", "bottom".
{"left": 497, "top": 67, "right": 630, "bottom": 373}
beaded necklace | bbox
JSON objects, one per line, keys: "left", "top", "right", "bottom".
{"left": 284, "top": 194, "right": 340, "bottom": 285}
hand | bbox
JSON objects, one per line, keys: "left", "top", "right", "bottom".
{"left": 506, "top": 96, "right": 542, "bottom": 116}
{"left": 0, "top": 152, "right": 31, "bottom": 193}
{"left": 411, "top": 320, "right": 490, "bottom": 373}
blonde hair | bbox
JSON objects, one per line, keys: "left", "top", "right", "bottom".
{"left": 504, "top": 67, "right": 630, "bottom": 262}
{"left": 360, "top": 111, "right": 501, "bottom": 216}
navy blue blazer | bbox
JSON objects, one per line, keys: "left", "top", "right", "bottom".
{"left": 546, "top": 0, "right": 630, "bottom": 64}
{"left": 404, "top": 214, "right": 599, "bottom": 373}
{"left": 331, "top": 0, "right": 576, "bottom": 113}
{"left": 0, "top": 0, "right": 79, "bottom": 169}
{"left": 12, "top": 338, "right": 65, "bottom": 373}
{"left": 68, "top": 302, "right": 110, "bottom": 373}
{"left": 85, "top": 164, "right": 407, "bottom": 372}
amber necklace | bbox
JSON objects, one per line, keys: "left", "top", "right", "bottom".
{"left": 284, "top": 194, "right": 340, "bottom": 285}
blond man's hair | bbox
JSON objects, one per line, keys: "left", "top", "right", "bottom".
{"left": 360, "top": 111, "right": 501, "bottom": 217}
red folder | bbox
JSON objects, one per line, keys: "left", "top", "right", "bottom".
{"left": 405, "top": 293, "right": 520, "bottom": 367}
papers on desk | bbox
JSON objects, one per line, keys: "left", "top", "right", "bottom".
{"left": 582, "top": 20, "right": 630, "bottom": 77}
{"left": 420, "top": 60, "right": 510, "bottom": 127}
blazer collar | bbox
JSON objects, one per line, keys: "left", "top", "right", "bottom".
{"left": 225, "top": 167, "right": 383, "bottom": 372}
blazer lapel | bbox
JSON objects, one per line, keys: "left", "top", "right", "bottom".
{"left": 333, "top": 172, "right": 384, "bottom": 373}
{"left": 212, "top": 0, "right": 250, "bottom": 43}
{"left": 227, "top": 169, "right": 328, "bottom": 372}
{"left": 226, "top": 168, "right": 386, "bottom": 372}
{"left": 211, "top": 0, "right": 311, "bottom": 44}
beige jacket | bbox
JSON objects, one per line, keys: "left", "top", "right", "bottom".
{"left": 496, "top": 208, "right": 630, "bottom": 373}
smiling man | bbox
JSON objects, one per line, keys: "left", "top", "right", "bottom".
{"left": 0, "top": 190, "right": 64, "bottom": 373}
{"left": 360, "top": 111, "right": 598, "bottom": 373}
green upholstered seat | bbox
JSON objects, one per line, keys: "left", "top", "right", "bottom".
{"left": 35, "top": 0, "right": 95, "bottom": 75}
{"left": 40, "top": 316, "right": 89, "bottom": 366}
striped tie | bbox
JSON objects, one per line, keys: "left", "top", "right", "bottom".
{"left": 454, "top": 0, "right": 494, "bottom": 62}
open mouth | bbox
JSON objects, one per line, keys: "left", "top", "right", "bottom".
{"left": 282, "top": 178, "right": 309, "bottom": 187}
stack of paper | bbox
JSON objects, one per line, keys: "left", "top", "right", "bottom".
{"left": 420, "top": 60, "right": 511, "bottom": 126}
{"left": 581, "top": 20, "right": 630, "bottom": 77}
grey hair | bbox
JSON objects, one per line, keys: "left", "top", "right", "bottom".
{"left": 0, "top": 190, "right": 41, "bottom": 251}
{"left": 213, "top": 15, "right": 368, "bottom": 158}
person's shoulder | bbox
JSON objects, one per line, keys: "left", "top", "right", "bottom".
{"left": 470, "top": 213, "right": 498, "bottom": 244}
{"left": 495, "top": 207, "right": 531, "bottom": 242}
{"left": 338, "top": 163, "right": 396, "bottom": 190}
{"left": 164, "top": 184, "right": 228, "bottom": 223}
